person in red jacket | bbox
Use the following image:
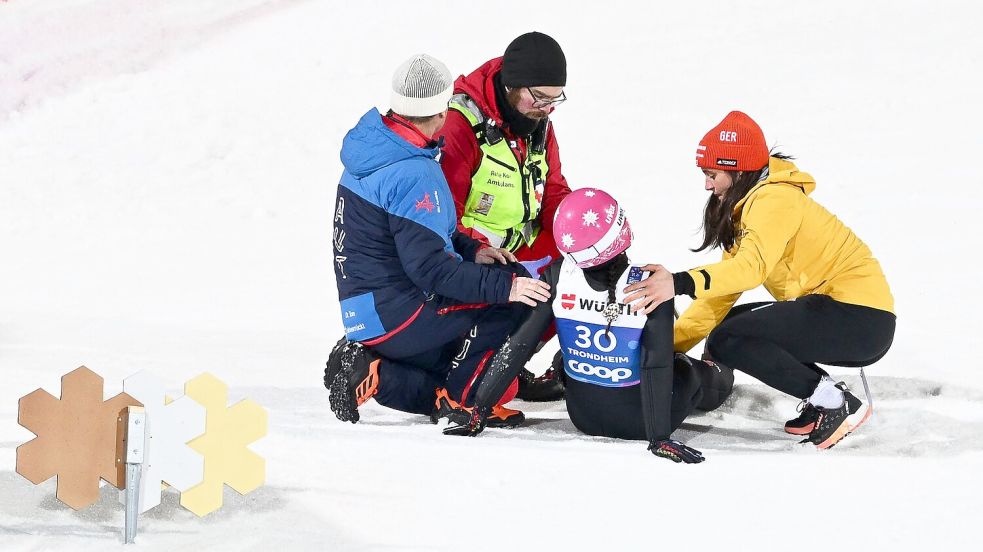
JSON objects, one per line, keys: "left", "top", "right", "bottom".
{"left": 440, "top": 31, "right": 571, "bottom": 400}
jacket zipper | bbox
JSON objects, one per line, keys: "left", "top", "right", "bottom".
{"left": 486, "top": 155, "right": 517, "bottom": 171}
{"left": 437, "top": 303, "right": 490, "bottom": 315}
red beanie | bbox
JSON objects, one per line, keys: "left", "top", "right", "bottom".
{"left": 695, "top": 111, "right": 769, "bottom": 171}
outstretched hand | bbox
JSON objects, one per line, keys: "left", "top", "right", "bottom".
{"left": 475, "top": 246, "right": 517, "bottom": 265}
{"left": 623, "top": 264, "right": 674, "bottom": 315}
{"left": 509, "top": 277, "right": 551, "bottom": 307}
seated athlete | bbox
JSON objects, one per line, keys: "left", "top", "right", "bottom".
{"left": 434, "top": 188, "right": 734, "bottom": 463}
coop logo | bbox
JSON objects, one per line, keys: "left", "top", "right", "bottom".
{"left": 566, "top": 359, "right": 633, "bottom": 383}
{"left": 561, "top": 293, "right": 576, "bottom": 310}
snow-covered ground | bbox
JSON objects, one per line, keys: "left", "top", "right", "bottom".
{"left": 1, "top": 0, "right": 981, "bottom": 550}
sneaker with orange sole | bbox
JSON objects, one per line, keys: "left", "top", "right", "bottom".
{"left": 786, "top": 382, "right": 863, "bottom": 436}
{"left": 801, "top": 384, "right": 871, "bottom": 449}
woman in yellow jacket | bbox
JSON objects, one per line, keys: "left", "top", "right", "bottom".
{"left": 625, "top": 111, "right": 895, "bottom": 449}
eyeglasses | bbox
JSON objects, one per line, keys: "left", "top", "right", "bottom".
{"left": 527, "top": 87, "right": 567, "bottom": 108}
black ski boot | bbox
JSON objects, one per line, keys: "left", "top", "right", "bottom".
{"left": 516, "top": 350, "right": 566, "bottom": 402}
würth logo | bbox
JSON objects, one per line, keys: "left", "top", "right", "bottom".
{"left": 415, "top": 192, "right": 435, "bottom": 213}
{"left": 561, "top": 293, "right": 576, "bottom": 310}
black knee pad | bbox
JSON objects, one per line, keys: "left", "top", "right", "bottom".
{"left": 694, "top": 359, "right": 734, "bottom": 411}
{"left": 670, "top": 357, "right": 704, "bottom": 430}
{"left": 672, "top": 360, "right": 703, "bottom": 403}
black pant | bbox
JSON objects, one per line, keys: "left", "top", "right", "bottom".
{"left": 565, "top": 357, "right": 734, "bottom": 441}
{"left": 370, "top": 297, "right": 524, "bottom": 415}
{"left": 706, "top": 295, "right": 896, "bottom": 400}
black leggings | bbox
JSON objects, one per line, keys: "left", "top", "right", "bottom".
{"left": 565, "top": 357, "right": 734, "bottom": 441}
{"left": 706, "top": 295, "right": 896, "bottom": 400}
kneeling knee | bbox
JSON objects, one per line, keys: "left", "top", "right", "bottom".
{"left": 707, "top": 328, "right": 742, "bottom": 364}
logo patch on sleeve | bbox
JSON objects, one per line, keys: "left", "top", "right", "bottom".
{"left": 415, "top": 192, "right": 435, "bottom": 213}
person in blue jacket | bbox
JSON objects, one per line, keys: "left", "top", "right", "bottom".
{"left": 324, "top": 54, "right": 552, "bottom": 426}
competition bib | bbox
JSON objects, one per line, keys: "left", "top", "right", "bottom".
{"left": 553, "top": 263, "right": 648, "bottom": 387}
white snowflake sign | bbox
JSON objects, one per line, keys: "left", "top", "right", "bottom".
{"left": 119, "top": 371, "right": 206, "bottom": 513}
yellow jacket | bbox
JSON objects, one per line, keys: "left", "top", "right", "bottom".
{"left": 674, "top": 157, "right": 894, "bottom": 353}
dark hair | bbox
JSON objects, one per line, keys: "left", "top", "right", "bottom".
{"left": 400, "top": 113, "right": 442, "bottom": 125}
{"left": 693, "top": 152, "right": 793, "bottom": 253}
{"left": 582, "top": 252, "right": 629, "bottom": 335}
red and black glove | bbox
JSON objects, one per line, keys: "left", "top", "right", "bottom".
{"left": 648, "top": 439, "right": 705, "bottom": 463}
{"left": 442, "top": 406, "right": 489, "bottom": 437}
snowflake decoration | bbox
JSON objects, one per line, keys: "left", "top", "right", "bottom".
{"left": 582, "top": 209, "right": 599, "bottom": 227}
{"left": 179, "top": 373, "right": 267, "bottom": 517}
{"left": 561, "top": 233, "right": 576, "bottom": 248}
{"left": 16, "top": 366, "right": 141, "bottom": 510}
{"left": 584, "top": 190, "right": 596, "bottom": 197}
{"left": 118, "top": 370, "right": 206, "bottom": 513}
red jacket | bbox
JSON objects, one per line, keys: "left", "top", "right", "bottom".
{"left": 439, "top": 57, "right": 571, "bottom": 263}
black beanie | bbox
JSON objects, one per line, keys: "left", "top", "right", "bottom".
{"left": 501, "top": 32, "right": 566, "bottom": 88}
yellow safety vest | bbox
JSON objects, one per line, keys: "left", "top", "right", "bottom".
{"left": 448, "top": 94, "right": 549, "bottom": 252}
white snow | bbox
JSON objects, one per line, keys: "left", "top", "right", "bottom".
{"left": 1, "top": 0, "right": 982, "bottom": 550}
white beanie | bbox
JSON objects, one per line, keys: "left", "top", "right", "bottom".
{"left": 390, "top": 54, "right": 453, "bottom": 117}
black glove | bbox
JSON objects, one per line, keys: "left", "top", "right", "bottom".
{"left": 442, "top": 406, "right": 489, "bottom": 437}
{"left": 648, "top": 439, "right": 705, "bottom": 463}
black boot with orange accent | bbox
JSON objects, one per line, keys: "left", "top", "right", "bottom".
{"left": 323, "top": 336, "right": 348, "bottom": 390}
{"left": 328, "top": 342, "right": 381, "bottom": 424}
{"left": 488, "top": 404, "right": 524, "bottom": 428}
{"left": 432, "top": 388, "right": 525, "bottom": 436}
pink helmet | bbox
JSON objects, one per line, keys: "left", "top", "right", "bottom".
{"left": 552, "top": 188, "right": 633, "bottom": 269}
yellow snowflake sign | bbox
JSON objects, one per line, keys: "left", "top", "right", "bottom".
{"left": 16, "top": 366, "right": 141, "bottom": 510}
{"left": 180, "top": 373, "right": 267, "bottom": 516}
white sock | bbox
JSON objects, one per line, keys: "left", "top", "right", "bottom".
{"left": 808, "top": 376, "right": 845, "bottom": 409}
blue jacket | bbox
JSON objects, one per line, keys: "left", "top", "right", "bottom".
{"left": 333, "top": 109, "right": 516, "bottom": 342}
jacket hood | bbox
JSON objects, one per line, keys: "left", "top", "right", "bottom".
{"left": 340, "top": 108, "right": 437, "bottom": 178}
{"left": 734, "top": 156, "right": 816, "bottom": 212}
{"left": 454, "top": 57, "right": 505, "bottom": 125}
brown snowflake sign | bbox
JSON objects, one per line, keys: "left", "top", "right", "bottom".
{"left": 16, "top": 366, "right": 141, "bottom": 510}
